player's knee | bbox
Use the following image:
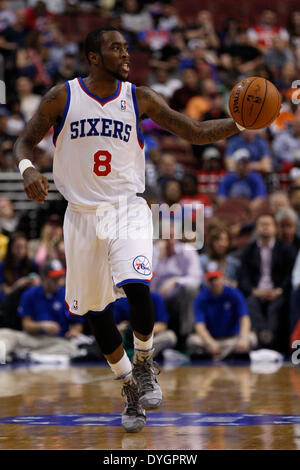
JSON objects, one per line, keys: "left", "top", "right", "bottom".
{"left": 122, "top": 282, "right": 155, "bottom": 335}
{"left": 122, "top": 282, "right": 151, "bottom": 304}
{"left": 87, "top": 307, "right": 122, "bottom": 355}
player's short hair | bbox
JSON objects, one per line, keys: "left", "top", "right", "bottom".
{"left": 84, "top": 27, "right": 120, "bottom": 63}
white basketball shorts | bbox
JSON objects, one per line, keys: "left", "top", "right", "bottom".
{"left": 63, "top": 196, "right": 153, "bottom": 316}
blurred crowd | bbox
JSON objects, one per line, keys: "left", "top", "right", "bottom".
{"left": 0, "top": 0, "right": 300, "bottom": 363}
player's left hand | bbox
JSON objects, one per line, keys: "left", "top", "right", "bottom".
{"left": 23, "top": 167, "right": 49, "bottom": 203}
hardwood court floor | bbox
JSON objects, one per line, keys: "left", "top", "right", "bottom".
{"left": 0, "top": 361, "right": 300, "bottom": 450}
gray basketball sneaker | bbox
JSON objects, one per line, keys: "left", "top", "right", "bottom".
{"left": 121, "top": 379, "right": 146, "bottom": 433}
{"left": 132, "top": 349, "right": 162, "bottom": 410}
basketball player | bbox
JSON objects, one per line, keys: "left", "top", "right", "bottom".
{"left": 13, "top": 27, "right": 244, "bottom": 433}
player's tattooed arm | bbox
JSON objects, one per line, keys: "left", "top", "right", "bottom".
{"left": 13, "top": 83, "right": 67, "bottom": 203}
{"left": 136, "top": 86, "right": 240, "bottom": 145}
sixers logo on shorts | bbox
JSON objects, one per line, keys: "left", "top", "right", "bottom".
{"left": 133, "top": 256, "right": 151, "bottom": 276}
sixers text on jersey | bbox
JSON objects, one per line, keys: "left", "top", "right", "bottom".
{"left": 70, "top": 118, "right": 132, "bottom": 142}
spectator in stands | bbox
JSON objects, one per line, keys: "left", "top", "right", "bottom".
{"left": 16, "top": 30, "right": 55, "bottom": 91}
{"left": 200, "top": 226, "right": 241, "bottom": 288}
{"left": 121, "top": 0, "right": 153, "bottom": 42}
{"left": 145, "top": 147, "right": 161, "bottom": 200}
{"left": 247, "top": 9, "right": 289, "bottom": 52}
{"left": 220, "top": 25, "right": 263, "bottom": 77}
{"left": 185, "top": 78, "right": 217, "bottom": 121}
{"left": 152, "top": 179, "right": 184, "bottom": 239}
{"left": 265, "top": 36, "right": 295, "bottom": 82}
{"left": 225, "top": 129, "right": 272, "bottom": 173}
{"left": 151, "top": 66, "right": 182, "bottom": 101}
{"left": 0, "top": 1, "right": 15, "bottom": 33}
{"left": 202, "top": 90, "right": 227, "bottom": 122}
{"left": 157, "top": 3, "right": 181, "bottom": 32}
{"left": 51, "top": 238, "right": 65, "bottom": 268}
{"left": 46, "top": 22, "right": 79, "bottom": 68}
{"left": 0, "top": 139, "right": 16, "bottom": 172}
{"left": 180, "top": 173, "right": 212, "bottom": 220}
{"left": 54, "top": 52, "right": 80, "bottom": 83}
{"left": 289, "top": 186, "right": 300, "bottom": 234}
{"left": 289, "top": 10, "right": 300, "bottom": 50}
{"left": 170, "top": 67, "right": 200, "bottom": 113}
{"left": 273, "top": 117, "right": 300, "bottom": 167}
{"left": 269, "top": 190, "right": 291, "bottom": 214}
{"left": 157, "top": 153, "right": 184, "bottom": 190}
{"left": 0, "top": 198, "right": 19, "bottom": 236}
{"left": 197, "top": 146, "right": 226, "bottom": 194}
{"left": 185, "top": 10, "right": 220, "bottom": 50}
{"left": 28, "top": 214, "right": 63, "bottom": 268}
{"left": 188, "top": 38, "right": 218, "bottom": 80}
{"left": 114, "top": 292, "right": 177, "bottom": 359}
{"left": 0, "top": 232, "right": 39, "bottom": 298}
{"left": 218, "top": 148, "right": 267, "bottom": 210}
{"left": 24, "top": 1, "right": 56, "bottom": 32}
{"left": 5, "top": 99, "right": 25, "bottom": 137}
{"left": 275, "top": 207, "right": 300, "bottom": 259}
{"left": 0, "top": 8, "right": 30, "bottom": 51}
{"left": 239, "top": 213, "right": 294, "bottom": 350}
{"left": 0, "top": 259, "right": 82, "bottom": 361}
{"left": 186, "top": 270, "right": 253, "bottom": 360}
{"left": 289, "top": 150, "right": 300, "bottom": 184}
{"left": 16, "top": 75, "right": 41, "bottom": 123}
{"left": 152, "top": 226, "right": 202, "bottom": 348}
{"left": 220, "top": 17, "right": 240, "bottom": 48}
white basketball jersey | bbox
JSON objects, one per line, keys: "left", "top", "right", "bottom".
{"left": 52, "top": 77, "right": 145, "bottom": 205}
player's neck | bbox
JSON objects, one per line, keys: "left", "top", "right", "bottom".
{"left": 83, "top": 70, "right": 119, "bottom": 100}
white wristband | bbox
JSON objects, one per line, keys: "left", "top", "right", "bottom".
{"left": 235, "top": 122, "right": 245, "bottom": 131}
{"left": 18, "top": 159, "right": 35, "bottom": 176}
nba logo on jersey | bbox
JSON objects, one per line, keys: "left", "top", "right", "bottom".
{"left": 73, "top": 299, "right": 78, "bottom": 311}
{"left": 121, "top": 100, "right": 126, "bottom": 111}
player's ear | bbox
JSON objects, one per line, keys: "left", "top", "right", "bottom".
{"left": 88, "top": 51, "right": 100, "bottom": 65}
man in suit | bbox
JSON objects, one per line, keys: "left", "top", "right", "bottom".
{"left": 239, "top": 213, "right": 295, "bottom": 351}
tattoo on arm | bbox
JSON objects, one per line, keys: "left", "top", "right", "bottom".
{"left": 137, "top": 86, "right": 239, "bottom": 145}
{"left": 13, "top": 84, "right": 66, "bottom": 164}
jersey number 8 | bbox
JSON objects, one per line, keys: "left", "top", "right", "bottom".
{"left": 93, "top": 150, "right": 112, "bottom": 176}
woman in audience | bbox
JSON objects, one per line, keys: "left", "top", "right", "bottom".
{"left": 28, "top": 215, "right": 63, "bottom": 268}
{"left": 200, "top": 226, "right": 240, "bottom": 287}
{"left": 0, "top": 231, "right": 39, "bottom": 298}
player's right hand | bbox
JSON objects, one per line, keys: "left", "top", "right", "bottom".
{"left": 23, "top": 167, "right": 49, "bottom": 203}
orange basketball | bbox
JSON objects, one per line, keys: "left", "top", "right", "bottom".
{"left": 229, "top": 76, "right": 281, "bottom": 130}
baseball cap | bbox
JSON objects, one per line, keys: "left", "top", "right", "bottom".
{"left": 41, "top": 259, "right": 65, "bottom": 278}
{"left": 202, "top": 147, "right": 221, "bottom": 160}
{"left": 232, "top": 148, "right": 251, "bottom": 163}
{"left": 205, "top": 270, "right": 224, "bottom": 280}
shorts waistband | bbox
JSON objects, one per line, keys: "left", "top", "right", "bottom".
{"left": 68, "top": 195, "right": 143, "bottom": 214}
{"left": 68, "top": 203, "right": 99, "bottom": 214}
